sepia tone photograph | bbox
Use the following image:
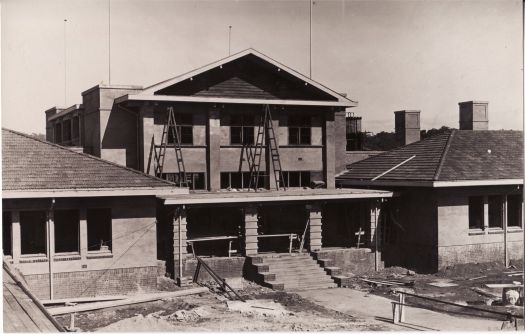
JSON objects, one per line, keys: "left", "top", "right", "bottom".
{"left": 1, "top": 0, "right": 523, "bottom": 331}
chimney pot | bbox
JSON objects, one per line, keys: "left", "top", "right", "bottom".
{"left": 459, "top": 101, "right": 488, "bottom": 130}
{"left": 394, "top": 110, "right": 421, "bottom": 145}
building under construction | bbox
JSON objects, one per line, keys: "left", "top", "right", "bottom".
{"left": 43, "top": 49, "right": 394, "bottom": 288}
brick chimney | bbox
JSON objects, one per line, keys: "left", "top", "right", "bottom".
{"left": 395, "top": 110, "right": 421, "bottom": 146}
{"left": 459, "top": 101, "right": 488, "bottom": 130}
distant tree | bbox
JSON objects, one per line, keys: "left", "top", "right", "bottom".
{"left": 30, "top": 133, "right": 46, "bottom": 141}
{"left": 420, "top": 126, "right": 455, "bottom": 140}
{"left": 362, "top": 131, "right": 398, "bottom": 151}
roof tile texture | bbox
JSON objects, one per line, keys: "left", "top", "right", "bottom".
{"left": 339, "top": 130, "right": 523, "bottom": 182}
{"left": 2, "top": 129, "right": 174, "bottom": 191}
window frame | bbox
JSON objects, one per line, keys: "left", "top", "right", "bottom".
{"left": 468, "top": 196, "right": 485, "bottom": 230}
{"left": 288, "top": 116, "right": 312, "bottom": 145}
{"left": 54, "top": 209, "right": 80, "bottom": 254}
{"left": 20, "top": 211, "right": 47, "bottom": 256}
{"left": 87, "top": 208, "right": 113, "bottom": 253}
{"left": 168, "top": 113, "right": 193, "bottom": 145}
{"left": 230, "top": 115, "right": 255, "bottom": 145}
{"left": 507, "top": 194, "right": 523, "bottom": 229}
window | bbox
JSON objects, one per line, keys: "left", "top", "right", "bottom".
{"left": 488, "top": 195, "right": 503, "bottom": 228}
{"left": 3, "top": 212, "right": 12, "bottom": 256}
{"left": 54, "top": 123, "right": 62, "bottom": 143}
{"left": 468, "top": 196, "right": 484, "bottom": 229}
{"left": 164, "top": 172, "right": 205, "bottom": 190}
{"left": 288, "top": 116, "right": 311, "bottom": 145}
{"left": 87, "top": 209, "right": 112, "bottom": 252}
{"left": 507, "top": 194, "right": 523, "bottom": 228}
{"left": 20, "top": 211, "right": 47, "bottom": 255}
{"left": 54, "top": 210, "right": 80, "bottom": 253}
{"left": 220, "top": 172, "right": 266, "bottom": 189}
{"left": 72, "top": 116, "right": 80, "bottom": 140}
{"left": 168, "top": 114, "right": 193, "bottom": 145}
{"left": 63, "top": 119, "right": 72, "bottom": 143}
{"left": 283, "top": 171, "right": 311, "bottom": 188}
{"left": 230, "top": 115, "right": 255, "bottom": 145}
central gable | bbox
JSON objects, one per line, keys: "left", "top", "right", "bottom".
{"left": 153, "top": 53, "right": 338, "bottom": 101}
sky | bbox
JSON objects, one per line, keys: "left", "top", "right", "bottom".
{"left": 1, "top": 0, "right": 523, "bottom": 134}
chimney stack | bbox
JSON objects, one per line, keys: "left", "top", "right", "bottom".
{"left": 459, "top": 101, "right": 488, "bottom": 130}
{"left": 395, "top": 110, "right": 421, "bottom": 146}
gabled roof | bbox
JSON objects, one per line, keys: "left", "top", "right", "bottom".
{"left": 2, "top": 129, "right": 186, "bottom": 198}
{"left": 135, "top": 48, "right": 356, "bottom": 107}
{"left": 337, "top": 130, "right": 523, "bottom": 187}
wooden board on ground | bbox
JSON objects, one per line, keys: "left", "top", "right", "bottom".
{"left": 47, "top": 287, "right": 209, "bottom": 315}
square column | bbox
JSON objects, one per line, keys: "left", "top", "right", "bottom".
{"left": 244, "top": 206, "right": 259, "bottom": 256}
{"left": 79, "top": 208, "right": 88, "bottom": 261}
{"left": 368, "top": 201, "right": 381, "bottom": 250}
{"left": 307, "top": 204, "right": 322, "bottom": 252}
{"left": 173, "top": 207, "right": 188, "bottom": 283}
{"left": 323, "top": 112, "right": 336, "bottom": 189}
{"left": 207, "top": 107, "right": 221, "bottom": 191}
{"left": 11, "top": 211, "right": 20, "bottom": 264}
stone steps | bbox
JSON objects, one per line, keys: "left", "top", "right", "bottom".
{"left": 247, "top": 253, "right": 337, "bottom": 291}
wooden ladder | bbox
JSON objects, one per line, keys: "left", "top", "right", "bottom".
{"left": 148, "top": 106, "right": 188, "bottom": 187}
{"left": 248, "top": 105, "right": 286, "bottom": 191}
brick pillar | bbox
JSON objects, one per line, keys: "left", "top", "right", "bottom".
{"left": 208, "top": 107, "right": 221, "bottom": 191}
{"left": 323, "top": 111, "right": 336, "bottom": 189}
{"left": 173, "top": 207, "right": 188, "bottom": 283}
{"left": 244, "top": 206, "right": 259, "bottom": 256}
{"left": 11, "top": 211, "right": 20, "bottom": 264}
{"left": 140, "top": 106, "right": 155, "bottom": 174}
{"left": 79, "top": 208, "right": 88, "bottom": 261}
{"left": 307, "top": 204, "right": 322, "bottom": 252}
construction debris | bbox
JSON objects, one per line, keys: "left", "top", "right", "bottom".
{"left": 47, "top": 287, "right": 209, "bottom": 315}
{"left": 468, "top": 276, "right": 487, "bottom": 281}
{"left": 41, "top": 295, "right": 127, "bottom": 305}
{"left": 226, "top": 299, "right": 291, "bottom": 317}
{"left": 471, "top": 287, "right": 500, "bottom": 299}
{"left": 428, "top": 281, "right": 459, "bottom": 288}
{"left": 361, "top": 278, "right": 415, "bottom": 287}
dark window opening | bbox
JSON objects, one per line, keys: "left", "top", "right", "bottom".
{"left": 186, "top": 207, "right": 244, "bottom": 257}
{"left": 230, "top": 115, "right": 255, "bottom": 145}
{"left": 87, "top": 209, "right": 112, "bottom": 252}
{"left": 3, "top": 212, "right": 12, "bottom": 256}
{"left": 167, "top": 114, "right": 193, "bottom": 145}
{"left": 54, "top": 123, "right": 62, "bottom": 143}
{"left": 488, "top": 195, "right": 503, "bottom": 228}
{"left": 20, "top": 211, "right": 47, "bottom": 255}
{"left": 63, "top": 119, "right": 72, "bottom": 143}
{"left": 468, "top": 196, "right": 484, "bottom": 229}
{"left": 288, "top": 116, "right": 311, "bottom": 145}
{"left": 507, "top": 194, "right": 523, "bottom": 228}
{"left": 283, "top": 171, "right": 311, "bottom": 188}
{"left": 72, "top": 116, "right": 80, "bottom": 140}
{"left": 54, "top": 209, "right": 80, "bottom": 253}
{"left": 220, "top": 172, "right": 266, "bottom": 189}
{"left": 164, "top": 173, "right": 206, "bottom": 190}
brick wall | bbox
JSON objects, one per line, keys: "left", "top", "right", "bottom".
{"left": 183, "top": 257, "right": 245, "bottom": 282}
{"left": 314, "top": 248, "right": 380, "bottom": 274}
{"left": 24, "top": 266, "right": 158, "bottom": 299}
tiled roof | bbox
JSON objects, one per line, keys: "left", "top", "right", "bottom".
{"left": 338, "top": 130, "right": 523, "bottom": 183}
{"left": 2, "top": 128, "right": 175, "bottom": 191}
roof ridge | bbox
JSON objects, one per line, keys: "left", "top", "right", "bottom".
{"left": 141, "top": 49, "right": 355, "bottom": 103}
{"left": 2, "top": 128, "right": 177, "bottom": 188}
{"left": 433, "top": 130, "right": 456, "bottom": 181}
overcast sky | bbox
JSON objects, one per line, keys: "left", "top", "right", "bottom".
{"left": 1, "top": 0, "right": 523, "bottom": 134}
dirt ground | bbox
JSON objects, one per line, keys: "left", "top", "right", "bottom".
{"left": 54, "top": 281, "right": 391, "bottom": 332}
{"left": 53, "top": 261, "right": 524, "bottom": 331}
{"left": 346, "top": 260, "right": 524, "bottom": 322}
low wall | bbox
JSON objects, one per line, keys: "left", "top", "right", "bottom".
{"left": 183, "top": 256, "right": 246, "bottom": 282}
{"left": 438, "top": 240, "right": 523, "bottom": 269}
{"left": 24, "top": 266, "right": 158, "bottom": 299}
{"left": 314, "top": 248, "right": 381, "bottom": 274}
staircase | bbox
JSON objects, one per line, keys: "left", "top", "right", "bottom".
{"left": 247, "top": 253, "right": 337, "bottom": 291}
